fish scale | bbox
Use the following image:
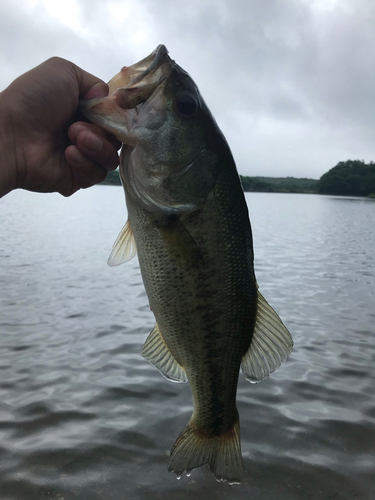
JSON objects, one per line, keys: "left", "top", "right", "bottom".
{"left": 80, "top": 44, "right": 293, "bottom": 484}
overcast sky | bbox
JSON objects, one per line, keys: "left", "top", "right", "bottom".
{"left": 1, "top": 0, "right": 375, "bottom": 179}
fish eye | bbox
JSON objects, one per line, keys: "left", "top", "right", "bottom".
{"left": 176, "top": 94, "right": 198, "bottom": 117}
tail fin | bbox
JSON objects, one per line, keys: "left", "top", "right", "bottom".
{"left": 168, "top": 418, "right": 242, "bottom": 484}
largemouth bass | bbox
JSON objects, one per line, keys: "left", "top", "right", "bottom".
{"left": 80, "top": 45, "right": 293, "bottom": 484}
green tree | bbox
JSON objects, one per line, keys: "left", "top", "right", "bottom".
{"left": 317, "top": 160, "right": 375, "bottom": 196}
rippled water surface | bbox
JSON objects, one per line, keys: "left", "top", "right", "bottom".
{"left": 1, "top": 187, "right": 375, "bottom": 500}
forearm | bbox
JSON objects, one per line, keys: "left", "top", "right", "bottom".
{"left": 0, "top": 89, "right": 18, "bottom": 197}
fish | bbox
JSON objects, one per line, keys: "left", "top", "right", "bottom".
{"left": 80, "top": 45, "right": 293, "bottom": 484}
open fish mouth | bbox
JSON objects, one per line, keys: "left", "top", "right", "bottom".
{"left": 108, "top": 44, "right": 170, "bottom": 92}
{"left": 80, "top": 44, "right": 173, "bottom": 118}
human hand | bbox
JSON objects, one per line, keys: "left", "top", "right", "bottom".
{"left": 0, "top": 57, "right": 121, "bottom": 197}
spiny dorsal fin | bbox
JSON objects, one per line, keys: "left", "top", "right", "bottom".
{"left": 241, "top": 289, "right": 293, "bottom": 383}
{"left": 141, "top": 323, "right": 188, "bottom": 383}
{"left": 107, "top": 220, "right": 137, "bottom": 267}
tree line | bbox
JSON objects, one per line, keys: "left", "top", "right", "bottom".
{"left": 239, "top": 176, "right": 317, "bottom": 194}
{"left": 317, "top": 160, "right": 375, "bottom": 197}
{"left": 100, "top": 160, "right": 375, "bottom": 197}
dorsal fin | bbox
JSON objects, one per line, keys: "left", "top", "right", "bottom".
{"left": 241, "top": 289, "right": 293, "bottom": 383}
{"left": 107, "top": 220, "right": 137, "bottom": 267}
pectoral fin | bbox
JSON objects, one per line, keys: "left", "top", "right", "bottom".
{"left": 142, "top": 323, "right": 188, "bottom": 383}
{"left": 157, "top": 217, "right": 203, "bottom": 268}
{"left": 107, "top": 220, "right": 137, "bottom": 267}
{"left": 241, "top": 289, "right": 293, "bottom": 383}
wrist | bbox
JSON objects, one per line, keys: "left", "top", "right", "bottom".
{"left": 0, "top": 89, "right": 19, "bottom": 197}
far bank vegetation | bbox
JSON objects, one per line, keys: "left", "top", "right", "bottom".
{"left": 101, "top": 160, "right": 375, "bottom": 197}
{"left": 317, "top": 160, "right": 375, "bottom": 197}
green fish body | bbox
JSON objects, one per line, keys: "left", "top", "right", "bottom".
{"left": 80, "top": 45, "right": 293, "bottom": 484}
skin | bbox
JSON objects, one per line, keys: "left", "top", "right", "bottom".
{"left": 82, "top": 47, "right": 292, "bottom": 483}
{"left": 82, "top": 53, "right": 257, "bottom": 482}
{"left": 74, "top": 47, "right": 292, "bottom": 483}
{"left": 0, "top": 57, "right": 121, "bottom": 198}
{"left": 119, "top": 70, "right": 257, "bottom": 484}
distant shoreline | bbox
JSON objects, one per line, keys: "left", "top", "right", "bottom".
{"left": 101, "top": 170, "right": 318, "bottom": 194}
{"left": 101, "top": 161, "right": 375, "bottom": 198}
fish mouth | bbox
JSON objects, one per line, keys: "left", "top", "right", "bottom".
{"left": 108, "top": 44, "right": 170, "bottom": 93}
{"left": 80, "top": 45, "right": 173, "bottom": 120}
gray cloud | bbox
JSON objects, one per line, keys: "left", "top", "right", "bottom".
{"left": 1, "top": 0, "right": 375, "bottom": 178}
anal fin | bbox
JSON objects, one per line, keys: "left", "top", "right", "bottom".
{"left": 241, "top": 289, "right": 293, "bottom": 383}
{"left": 141, "top": 323, "right": 187, "bottom": 383}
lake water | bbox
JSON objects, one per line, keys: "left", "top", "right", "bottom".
{"left": 0, "top": 187, "right": 374, "bottom": 500}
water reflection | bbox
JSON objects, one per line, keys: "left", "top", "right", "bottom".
{"left": 0, "top": 188, "right": 374, "bottom": 499}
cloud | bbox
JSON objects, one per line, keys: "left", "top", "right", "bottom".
{"left": 1, "top": 0, "right": 375, "bottom": 178}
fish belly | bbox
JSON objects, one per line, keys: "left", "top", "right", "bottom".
{"left": 127, "top": 181, "right": 257, "bottom": 483}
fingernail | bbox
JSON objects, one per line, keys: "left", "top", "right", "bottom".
{"left": 85, "top": 133, "right": 103, "bottom": 152}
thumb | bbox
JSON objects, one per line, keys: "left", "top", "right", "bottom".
{"left": 71, "top": 63, "right": 109, "bottom": 100}
{"left": 83, "top": 81, "right": 109, "bottom": 100}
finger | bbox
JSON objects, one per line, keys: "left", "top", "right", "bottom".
{"left": 69, "top": 128, "right": 120, "bottom": 171}
{"left": 69, "top": 122, "right": 122, "bottom": 150}
{"left": 65, "top": 145, "right": 108, "bottom": 188}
